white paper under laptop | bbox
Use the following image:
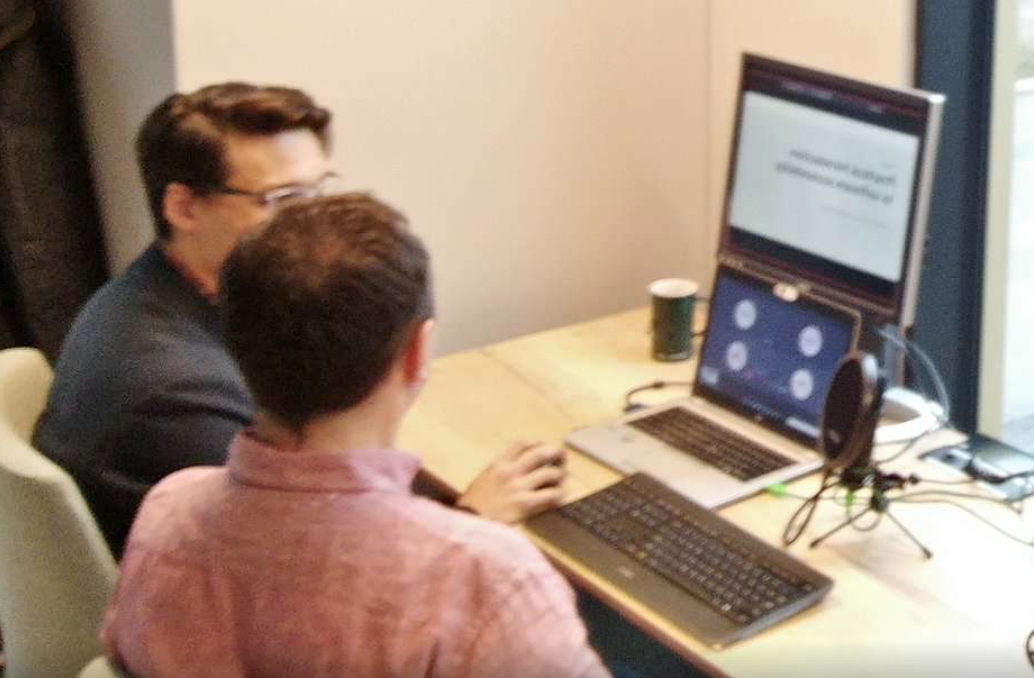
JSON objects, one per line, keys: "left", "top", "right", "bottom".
{"left": 568, "top": 263, "right": 860, "bottom": 508}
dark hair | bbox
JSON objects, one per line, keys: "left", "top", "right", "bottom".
{"left": 136, "top": 82, "right": 332, "bottom": 238}
{"left": 219, "top": 193, "right": 433, "bottom": 430}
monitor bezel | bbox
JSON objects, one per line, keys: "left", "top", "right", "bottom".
{"left": 718, "top": 53, "right": 944, "bottom": 328}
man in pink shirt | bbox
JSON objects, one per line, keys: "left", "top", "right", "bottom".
{"left": 102, "top": 193, "right": 611, "bottom": 678}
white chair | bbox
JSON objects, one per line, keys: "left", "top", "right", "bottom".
{"left": 0, "top": 347, "right": 118, "bottom": 678}
{"left": 78, "top": 655, "right": 126, "bottom": 678}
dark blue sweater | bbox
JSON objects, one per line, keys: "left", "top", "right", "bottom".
{"left": 34, "top": 244, "right": 253, "bottom": 557}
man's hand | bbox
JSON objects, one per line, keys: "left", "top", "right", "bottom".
{"left": 456, "top": 440, "right": 567, "bottom": 524}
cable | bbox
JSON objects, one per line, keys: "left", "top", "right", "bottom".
{"left": 622, "top": 380, "right": 693, "bottom": 413}
{"left": 913, "top": 476, "right": 978, "bottom": 486}
{"left": 892, "top": 495, "right": 1033, "bottom": 547}
{"left": 850, "top": 509, "right": 883, "bottom": 532}
{"left": 766, "top": 483, "right": 848, "bottom": 503}
{"left": 876, "top": 327, "right": 952, "bottom": 425}
{"left": 893, "top": 488, "right": 1022, "bottom": 511}
{"left": 937, "top": 463, "right": 1034, "bottom": 486}
{"left": 782, "top": 470, "right": 839, "bottom": 546}
{"left": 873, "top": 419, "right": 948, "bottom": 465}
{"left": 990, "top": 469, "right": 1034, "bottom": 484}
{"left": 782, "top": 465, "right": 942, "bottom": 547}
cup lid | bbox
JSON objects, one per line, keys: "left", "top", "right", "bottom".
{"left": 649, "top": 278, "right": 698, "bottom": 298}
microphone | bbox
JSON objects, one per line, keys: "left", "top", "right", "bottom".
{"left": 819, "top": 351, "right": 886, "bottom": 485}
{"left": 784, "top": 351, "right": 932, "bottom": 557}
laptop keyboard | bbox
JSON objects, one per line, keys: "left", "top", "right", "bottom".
{"left": 628, "top": 407, "right": 795, "bottom": 481}
{"left": 526, "top": 473, "right": 833, "bottom": 647}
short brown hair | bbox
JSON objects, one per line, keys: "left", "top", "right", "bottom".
{"left": 136, "top": 82, "right": 332, "bottom": 238}
{"left": 219, "top": 193, "right": 433, "bottom": 430}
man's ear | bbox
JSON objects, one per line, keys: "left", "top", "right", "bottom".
{"left": 402, "top": 319, "right": 436, "bottom": 386}
{"left": 162, "top": 182, "right": 199, "bottom": 238}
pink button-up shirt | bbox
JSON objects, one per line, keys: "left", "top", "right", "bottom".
{"left": 102, "top": 433, "right": 610, "bottom": 678}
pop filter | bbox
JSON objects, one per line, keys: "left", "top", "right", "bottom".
{"left": 788, "top": 352, "right": 931, "bottom": 557}
{"left": 819, "top": 352, "right": 885, "bottom": 479}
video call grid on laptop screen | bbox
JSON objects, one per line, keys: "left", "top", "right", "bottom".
{"left": 694, "top": 267, "right": 858, "bottom": 442}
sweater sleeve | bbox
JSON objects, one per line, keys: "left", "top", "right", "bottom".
{"left": 92, "top": 375, "right": 252, "bottom": 556}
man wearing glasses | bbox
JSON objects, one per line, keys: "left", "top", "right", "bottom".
{"left": 34, "top": 83, "right": 567, "bottom": 558}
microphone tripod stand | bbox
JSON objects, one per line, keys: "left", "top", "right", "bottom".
{"left": 808, "top": 466, "right": 933, "bottom": 559}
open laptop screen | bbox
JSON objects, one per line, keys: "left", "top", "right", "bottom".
{"left": 695, "top": 266, "right": 858, "bottom": 443}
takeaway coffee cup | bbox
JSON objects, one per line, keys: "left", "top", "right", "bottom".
{"left": 649, "top": 278, "right": 698, "bottom": 361}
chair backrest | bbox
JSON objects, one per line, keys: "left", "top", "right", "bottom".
{"left": 0, "top": 347, "right": 118, "bottom": 678}
{"left": 79, "top": 655, "right": 135, "bottom": 678}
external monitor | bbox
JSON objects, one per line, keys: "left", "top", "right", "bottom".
{"left": 719, "top": 53, "right": 944, "bottom": 328}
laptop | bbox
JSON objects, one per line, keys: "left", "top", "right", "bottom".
{"left": 567, "top": 262, "right": 860, "bottom": 508}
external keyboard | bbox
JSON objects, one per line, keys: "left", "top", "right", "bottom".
{"left": 628, "top": 407, "right": 795, "bottom": 481}
{"left": 525, "top": 473, "right": 833, "bottom": 647}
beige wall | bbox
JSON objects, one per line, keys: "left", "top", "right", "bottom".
{"left": 171, "top": 1, "right": 709, "bottom": 354}
{"left": 704, "top": 0, "right": 916, "bottom": 291}
{"left": 69, "top": 1, "right": 914, "bottom": 355}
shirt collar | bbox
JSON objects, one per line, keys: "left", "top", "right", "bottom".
{"left": 227, "top": 430, "right": 422, "bottom": 494}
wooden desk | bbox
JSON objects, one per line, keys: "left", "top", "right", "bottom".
{"left": 399, "top": 308, "right": 1034, "bottom": 678}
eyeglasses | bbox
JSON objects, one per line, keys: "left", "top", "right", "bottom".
{"left": 198, "top": 172, "right": 342, "bottom": 210}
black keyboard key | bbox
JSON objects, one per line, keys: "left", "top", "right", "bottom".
{"left": 628, "top": 408, "right": 795, "bottom": 481}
